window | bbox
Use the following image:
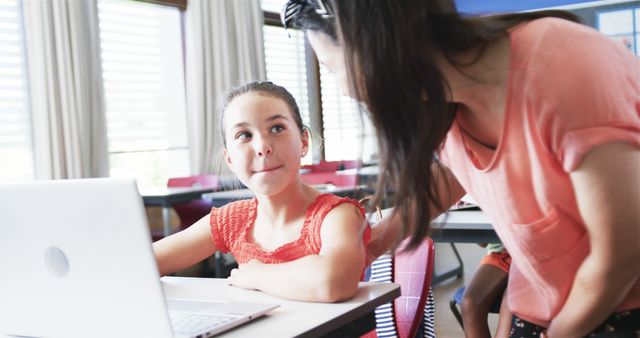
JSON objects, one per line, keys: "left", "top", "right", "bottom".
{"left": 98, "top": 0, "right": 189, "bottom": 189}
{"left": 262, "top": 9, "right": 314, "bottom": 163}
{"left": 263, "top": 25, "right": 310, "bottom": 126}
{"left": 319, "top": 66, "right": 377, "bottom": 162}
{"left": 0, "top": 0, "right": 33, "bottom": 183}
{"left": 261, "top": 0, "right": 378, "bottom": 163}
{"left": 597, "top": 7, "right": 640, "bottom": 56}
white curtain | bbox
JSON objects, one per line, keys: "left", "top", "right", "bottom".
{"left": 22, "top": 0, "right": 108, "bottom": 180}
{"left": 185, "top": 0, "right": 266, "bottom": 174}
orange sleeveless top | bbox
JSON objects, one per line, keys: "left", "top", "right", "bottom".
{"left": 209, "top": 194, "right": 370, "bottom": 264}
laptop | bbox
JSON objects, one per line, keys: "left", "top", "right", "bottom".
{"left": 0, "top": 178, "right": 278, "bottom": 338}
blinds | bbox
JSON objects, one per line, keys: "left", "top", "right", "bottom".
{"left": 0, "top": 0, "right": 33, "bottom": 182}
{"left": 320, "top": 65, "right": 376, "bottom": 162}
{"left": 263, "top": 25, "right": 310, "bottom": 126}
{"left": 98, "top": 0, "right": 189, "bottom": 188}
{"left": 260, "top": 0, "right": 378, "bottom": 162}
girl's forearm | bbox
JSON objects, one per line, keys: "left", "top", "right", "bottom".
{"left": 242, "top": 255, "right": 362, "bottom": 302}
{"left": 546, "top": 254, "right": 640, "bottom": 337}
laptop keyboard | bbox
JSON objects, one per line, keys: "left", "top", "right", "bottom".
{"left": 170, "top": 312, "right": 240, "bottom": 336}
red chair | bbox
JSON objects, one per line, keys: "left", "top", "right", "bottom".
{"left": 340, "top": 159, "right": 362, "bottom": 169}
{"left": 301, "top": 159, "right": 363, "bottom": 173}
{"left": 363, "top": 237, "right": 436, "bottom": 338}
{"left": 301, "top": 160, "right": 342, "bottom": 173}
{"left": 300, "top": 172, "right": 358, "bottom": 187}
{"left": 167, "top": 175, "right": 219, "bottom": 232}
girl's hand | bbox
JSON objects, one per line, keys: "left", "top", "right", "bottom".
{"left": 227, "top": 259, "right": 263, "bottom": 290}
{"left": 539, "top": 331, "right": 548, "bottom": 338}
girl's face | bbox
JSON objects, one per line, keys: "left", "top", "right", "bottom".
{"left": 222, "top": 92, "right": 309, "bottom": 196}
{"left": 307, "top": 30, "right": 354, "bottom": 98}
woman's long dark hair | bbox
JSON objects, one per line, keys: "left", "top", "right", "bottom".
{"left": 330, "top": 1, "right": 579, "bottom": 250}
{"left": 286, "top": 0, "right": 579, "bottom": 250}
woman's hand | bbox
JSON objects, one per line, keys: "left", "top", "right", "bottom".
{"left": 227, "top": 259, "right": 263, "bottom": 290}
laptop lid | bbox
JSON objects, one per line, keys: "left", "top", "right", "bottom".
{"left": 0, "top": 178, "right": 276, "bottom": 338}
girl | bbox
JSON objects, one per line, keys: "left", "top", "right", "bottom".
{"left": 283, "top": 1, "right": 640, "bottom": 336}
{"left": 153, "top": 81, "right": 369, "bottom": 303}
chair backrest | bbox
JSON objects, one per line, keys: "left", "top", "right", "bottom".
{"left": 364, "top": 237, "right": 436, "bottom": 338}
{"left": 301, "top": 159, "right": 363, "bottom": 173}
{"left": 167, "top": 175, "right": 219, "bottom": 231}
{"left": 340, "top": 159, "right": 362, "bottom": 170}
{"left": 167, "top": 175, "right": 219, "bottom": 189}
{"left": 300, "top": 172, "right": 358, "bottom": 187}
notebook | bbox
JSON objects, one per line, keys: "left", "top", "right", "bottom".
{"left": 0, "top": 178, "right": 278, "bottom": 338}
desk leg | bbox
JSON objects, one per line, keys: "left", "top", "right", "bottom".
{"left": 162, "top": 206, "right": 172, "bottom": 238}
{"left": 432, "top": 243, "right": 464, "bottom": 285}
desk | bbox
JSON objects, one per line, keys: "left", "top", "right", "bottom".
{"left": 140, "top": 186, "right": 218, "bottom": 237}
{"left": 202, "top": 185, "right": 373, "bottom": 208}
{"left": 429, "top": 210, "right": 499, "bottom": 243}
{"left": 376, "top": 209, "right": 497, "bottom": 243}
{"left": 162, "top": 277, "right": 401, "bottom": 338}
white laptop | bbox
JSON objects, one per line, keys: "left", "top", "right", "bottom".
{"left": 0, "top": 178, "right": 278, "bottom": 338}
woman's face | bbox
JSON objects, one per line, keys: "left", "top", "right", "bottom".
{"left": 307, "top": 30, "right": 354, "bottom": 98}
{"left": 222, "top": 92, "right": 309, "bottom": 196}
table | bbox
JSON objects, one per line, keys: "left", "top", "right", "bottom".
{"left": 202, "top": 185, "right": 373, "bottom": 207}
{"left": 140, "top": 186, "right": 218, "bottom": 237}
{"left": 161, "top": 277, "right": 401, "bottom": 338}
{"left": 376, "top": 208, "right": 498, "bottom": 243}
{"left": 429, "top": 210, "right": 499, "bottom": 243}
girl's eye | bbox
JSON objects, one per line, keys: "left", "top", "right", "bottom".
{"left": 236, "top": 131, "right": 251, "bottom": 140}
{"left": 270, "top": 125, "right": 285, "bottom": 134}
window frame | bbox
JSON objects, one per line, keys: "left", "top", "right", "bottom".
{"left": 263, "top": 10, "right": 325, "bottom": 161}
{"left": 595, "top": 5, "right": 640, "bottom": 56}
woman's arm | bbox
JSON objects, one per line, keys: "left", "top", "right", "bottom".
{"left": 366, "top": 163, "right": 466, "bottom": 263}
{"left": 153, "top": 214, "right": 217, "bottom": 276}
{"left": 546, "top": 142, "right": 640, "bottom": 337}
{"left": 226, "top": 203, "right": 366, "bottom": 302}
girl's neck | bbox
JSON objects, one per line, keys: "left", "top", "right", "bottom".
{"left": 254, "top": 181, "right": 319, "bottom": 228}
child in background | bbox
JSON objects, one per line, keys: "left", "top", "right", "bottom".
{"left": 153, "top": 81, "right": 369, "bottom": 302}
{"left": 461, "top": 244, "right": 511, "bottom": 338}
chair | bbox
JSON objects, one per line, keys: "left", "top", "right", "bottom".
{"left": 449, "top": 286, "right": 503, "bottom": 329}
{"left": 301, "top": 160, "right": 341, "bottom": 173}
{"left": 301, "top": 172, "right": 358, "bottom": 187}
{"left": 363, "top": 237, "right": 436, "bottom": 338}
{"left": 167, "top": 174, "right": 219, "bottom": 232}
{"left": 301, "top": 159, "right": 362, "bottom": 173}
{"left": 152, "top": 175, "right": 225, "bottom": 277}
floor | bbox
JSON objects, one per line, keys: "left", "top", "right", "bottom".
{"left": 432, "top": 243, "right": 500, "bottom": 338}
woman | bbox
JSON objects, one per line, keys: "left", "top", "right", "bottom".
{"left": 283, "top": 1, "right": 640, "bottom": 336}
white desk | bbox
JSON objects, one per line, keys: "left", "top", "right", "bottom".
{"left": 162, "top": 277, "right": 401, "bottom": 338}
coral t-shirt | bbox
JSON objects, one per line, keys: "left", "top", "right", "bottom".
{"left": 209, "top": 193, "right": 370, "bottom": 265}
{"left": 440, "top": 18, "right": 640, "bottom": 326}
